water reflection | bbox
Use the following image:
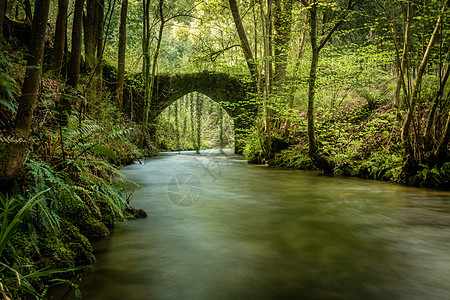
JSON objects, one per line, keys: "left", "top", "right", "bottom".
{"left": 72, "top": 151, "right": 450, "bottom": 300}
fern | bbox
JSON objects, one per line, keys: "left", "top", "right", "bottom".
{"left": 0, "top": 189, "right": 51, "bottom": 259}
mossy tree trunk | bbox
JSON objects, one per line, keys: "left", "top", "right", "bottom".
{"left": 50, "top": 0, "right": 69, "bottom": 78}
{"left": 57, "top": 0, "right": 85, "bottom": 125}
{"left": 301, "top": 0, "right": 359, "bottom": 173}
{"left": 67, "top": 0, "right": 85, "bottom": 88}
{"left": 23, "top": 0, "right": 32, "bottom": 22}
{"left": 144, "top": 0, "right": 165, "bottom": 125}
{"left": 84, "top": 0, "right": 98, "bottom": 71}
{"left": 0, "top": 0, "right": 6, "bottom": 40}
{"left": 196, "top": 93, "right": 202, "bottom": 154}
{"left": 400, "top": 0, "right": 448, "bottom": 173}
{"left": 273, "top": 0, "right": 293, "bottom": 91}
{"left": 117, "top": 0, "right": 128, "bottom": 112}
{"left": 0, "top": 0, "right": 51, "bottom": 183}
{"left": 228, "top": 0, "right": 258, "bottom": 84}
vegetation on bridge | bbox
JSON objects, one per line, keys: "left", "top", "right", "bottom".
{"left": 0, "top": 0, "right": 449, "bottom": 298}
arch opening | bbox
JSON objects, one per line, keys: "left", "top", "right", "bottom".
{"left": 155, "top": 92, "right": 235, "bottom": 152}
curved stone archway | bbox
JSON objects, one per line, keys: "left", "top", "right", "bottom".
{"left": 123, "top": 72, "right": 256, "bottom": 153}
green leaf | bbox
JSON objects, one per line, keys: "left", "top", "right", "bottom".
{"left": 91, "top": 145, "right": 117, "bottom": 162}
{"left": 431, "top": 168, "right": 440, "bottom": 175}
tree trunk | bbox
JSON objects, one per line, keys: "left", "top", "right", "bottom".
{"left": 0, "top": 0, "right": 51, "bottom": 183}
{"left": 83, "top": 0, "right": 97, "bottom": 70}
{"left": 288, "top": 12, "right": 308, "bottom": 108}
{"left": 273, "top": 0, "right": 293, "bottom": 91}
{"left": 67, "top": 0, "right": 85, "bottom": 88}
{"left": 435, "top": 111, "right": 450, "bottom": 160}
{"left": 229, "top": 0, "right": 258, "bottom": 84}
{"left": 117, "top": 0, "right": 128, "bottom": 112}
{"left": 94, "top": 0, "right": 104, "bottom": 92}
{"left": 96, "top": 0, "right": 104, "bottom": 66}
{"left": 50, "top": 0, "right": 69, "bottom": 78}
{"left": 142, "top": 0, "right": 150, "bottom": 76}
{"left": 425, "top": 63, "right": 450, "bottom": 147}
{"left": 196, "top": 93, "right": 202, "bottom": 154}
{"left": 400, "top": 0, "right": 448, "bottom": 166}
{"left": 144, "top": 0, "right": 165, "bottom": 125}
{"left": 58, "top": 0, "right": 85, "bottom": 125}
{"left": 0, "top": 0, "right": 6, "bottom": 39}
{"left": 307, "top": 3, "right": 319, "bottom": 157}
{"left": 23, "top": 0, "right": 32, "bottom": 22}
{"left": 393, "top": 1, "right": 412, "bottom": 114}
{"left": 302, "top": 0, "right": 357, "bottom": 173}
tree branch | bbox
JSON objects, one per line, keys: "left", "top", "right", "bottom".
{"left": 317, "top": 0, "right": 361, "bottom": 51}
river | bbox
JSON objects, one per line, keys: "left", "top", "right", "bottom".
{"left": 74, "top": 150, "right": 450, "bottom": 300}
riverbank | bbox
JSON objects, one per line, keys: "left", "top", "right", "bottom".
{"left": 0, "top": 47, "right": 150, "bottom": 298}
{"left": 242, "top": 101, "right": 449, "bottom": 190}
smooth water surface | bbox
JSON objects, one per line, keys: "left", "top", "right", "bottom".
{"left": 76, "top": 150, "right": 450, "bottom": 299}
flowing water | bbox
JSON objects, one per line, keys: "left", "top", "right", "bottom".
{"left": 74, "top": 150, "right": 450, "bottom": 300}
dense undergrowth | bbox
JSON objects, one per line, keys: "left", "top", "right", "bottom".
{"left": 1, "top": 46, "right": 147, "bottom": 299}
{"left": 243, "top": 82, "right": 449, "bottom": 189}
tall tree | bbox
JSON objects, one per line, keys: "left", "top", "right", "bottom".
{"left": 50, "top": 0, "right": 69, "bottom": 78}
{"left": 196, "top": 93, "right": 202, "bottom": 153}
{"left": 67, "top": 0, "right": 86, "bottom": 88}
{"left": 84, "top": 0, "right": 98, "bottom": 70}
{"left": 0, "top": 0, "right": 6, "bottom": 39}
{"left": 117, "top": 0, "right": 128, "bottom": 112}
{"left": 301, "top": 0, "right": 359, "bottom": 172}
{"left": 144, "top": 0, "right": 166, "bottom": 125}
{"left": 228, "top": 0, "right": 258, "bottom": 83}
{"left": 23, "top": 0, "right": 32, "bottom": 22}
{"left": 0, "top": 0, "right": 51, "bottom": 183}
{"left": 273, "top": 0, "right": 293, "bottom": 90}
{"left": 400, "top": 0, "right": 449, "bottom": 172}
{"left": 143, "top": 0, "right": 195, "bottom": 125}
{"left": 96, "top": 0, "right": 104, "bottom": 70}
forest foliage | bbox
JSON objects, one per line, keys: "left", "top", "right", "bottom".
{"left": 0, "top": 0, "right": 449, "bottom": 298}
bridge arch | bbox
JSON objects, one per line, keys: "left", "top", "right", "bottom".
{"left": 124, "top": 72, "right": 256, "bottom": 153}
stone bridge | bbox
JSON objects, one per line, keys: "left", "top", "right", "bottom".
{"left": 119, "top": 71, "right": 257, "bottom": 152}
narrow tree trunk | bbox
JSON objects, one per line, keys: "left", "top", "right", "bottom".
{"left": 401, "top": 1, "right": 448, "bottom": 150}
{"left": 174, "top": 99, "right": 180, "bottom": 150}
{"left": 302, "top": 0, "right": 357, "bottom": 172}
{"left": 117, "top": 0, "right": 128, "bottom": 112}
{"left": 435, "top": 111, "right": 450, "bottom": 160}
{"left": 258, "top": 0, "right": 274, "bottom": 158}
{"left": 144, "top": 0, "right": 165, "bottom": 125}
{"left": 0, "top": 0, "right": 6, "bottom": 39}
{"left": 196, "top": 93, "right": 202, "bottom": 154}
{"left": 0, "top": 0, "right": 51, "bottom": 182}
{"left": 51, "top": 0, "right": 69, "bottom": 78}
{"left": 84, "top": 0, "right": 97, "bottom": 70}
{"left": 23, "top": 0, "right": 32, "bottom": 22}
{"left": 289, "top": 13, "right": 308, "bottom": 108}
{"left": 393, "top": 2, "right": 412, "bottom": 114}
{"left": 307, "top": 3, "right": 319, "bottom": 156}
{"left": 94, "top": 0, "right": 104, "bottom": 93}
{"left": 229, "top": 0, "right": 258, "bottom": 83}
{"left": 96, "top": 0, "right": 104, "bottom": 64}
{"left": 273, "top": 0, "right": 293, "bottom": 90}
{"left": 425, "top": 63, "right": 450, "bottom": 145}
{"left": 67, "top": 0, "right": 85, "bottom": 88}
{"left": 58, "top": 0, "right": 85, "bottom": 125}
{"left": 142, "top": 0, "right": 150, "bottom": 76}
{"left": 190, "top": 93, "right": 195, "bottom": 145}
{"left": 219, "top": 106, "right": 224, "bottom": 151}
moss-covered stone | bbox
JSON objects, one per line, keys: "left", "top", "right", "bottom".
{"left": 123, "top": 206, "right": 148, "bottom": 220}
{"left": 64, "top": 202, "right": 110, "bottom": 241}
{"left": 60, "top": 219, "right": 96, "bottom": 266}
